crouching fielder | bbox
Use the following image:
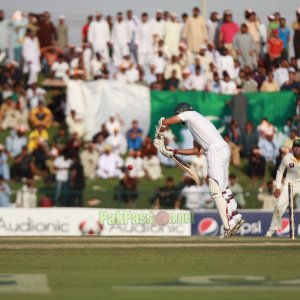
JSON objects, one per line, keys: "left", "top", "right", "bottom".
{"left": 153, "top": 102, "right": 245, "bottom": 237}
{"left": 266, "top": 139, "right": 300, "bottom": 237}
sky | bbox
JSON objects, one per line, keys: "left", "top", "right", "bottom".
{"left": 2, "top": 0, "right": 300, "bottom": 45}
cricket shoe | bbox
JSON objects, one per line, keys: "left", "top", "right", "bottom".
{"left": 265, "top": 229, "right": 276, "bottom": 237}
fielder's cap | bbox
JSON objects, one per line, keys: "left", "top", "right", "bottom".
{"left": 224, "top": 9, "right": 232, "bottom": 15}
{"left": 293, "top": 139, "right": 300, "bottom": 147}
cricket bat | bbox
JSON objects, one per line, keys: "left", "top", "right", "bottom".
{"left": 172, "top": 155, "right": 201, "bottom": 185}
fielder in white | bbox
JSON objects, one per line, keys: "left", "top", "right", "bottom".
{"left": 153, "top": 102, "right": 245, "bottom": 237}
{"left": 266, "top": 139, "right": 300, "bottom": 237}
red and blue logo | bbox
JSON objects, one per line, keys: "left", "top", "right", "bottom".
{"left": 198, "top": 217, "right": 219, "bottom": 236}
{"left": 277, "top": 218, "right": 290, "bottom": 236}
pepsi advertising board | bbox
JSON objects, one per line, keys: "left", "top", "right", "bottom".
{"left": 192, "top": 209, "right": 300, "bottom": 237}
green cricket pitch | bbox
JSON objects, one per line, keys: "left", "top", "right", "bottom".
{"left": 0, "top": 237, "right": 300, "bottom": 300}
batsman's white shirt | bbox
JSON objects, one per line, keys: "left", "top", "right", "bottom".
{"left": 178, "top": 111, "right": 224, "bottom": 151}
{"left": 275, "top": 153, "right": 300, "bottom": 189}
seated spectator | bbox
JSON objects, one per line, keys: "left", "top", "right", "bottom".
{"left": 224, "top": 135, "right": 241, "bottom": 167}
{"left": 229, "top": 174, "right": 246, "bottom": 208}
{"left": 281, "top": 68, "right": 300, "bottom": 93}
{"left": 248, "top": 147, "right": 266, "bottom": 179}
{"left": 28, "top": 125, "right": 49, "bottom": 152}
{"left": 257, "top": 118, "right": 276, "bottom": 138}
{"left": 68, "top": 155, "right": 85, "bottom": 207}
{"left": 51, "top": 54, "right": 69, "bottom": 79}
{"left": 164, "top": 69, "right": 180, "bottom": 91}
{"left": 53, "top": 150, "right": 73, "bottom": 206}
{"left": 15, "top": 179, "right": 38, "bottom": 208}
{"left": 0, "top": 176, "right": 11, "bottom": 207}
{"left": 80, "top": 143, "right": 99, "bottom": 179}
{"left": 220, "top": 71, "right": 237, "bottom": 94}
{"left": 283, "top": 118, "right": 297, "bottom": 137}
{"left": 142, "top": 153, "right": 162, "bottom": 180}
{"left": 242, "top": 70, "right": 258, "bottom": 92}
{"left": 114, "top": 169, "right": 138, "bottom": 207}
{"left": 96, "top": 145, "right": 123, "bottom": 179}
{"left": 190, "top": 65, "right": 206, "bottom": 91}
{"left": 253, "top": 65, "right": 267, "bottom": 89}
{"left": 206, "top": 72, "right": 221, "bottom": 93}
{"left": 125, "top": 62, "right": 139, "bottom": 84}
{"left": 151, "top": 176, "right": 180, "bottom": 209}
{"left": 125, "top": 150, "right": 145, "bottom": 179}
{"left": 53, "top": 126, "right": 68, "bottom": 152}
{"left": 240, "top": 121, "right": 258, "bottom": 157}
{"left": 258, "top": 134, "right": 278, "bottom": 163}
{"left": 190, "top": 150, "right": 208, "bottom": 181}
{"left": 5, "top": 125, "right": 27, "bottom": 158}
{"left": 114, "top": 62, "right": 129, "bottom": 83}
{"left": 29, "top": 100, "right": 53, "bottom": 128}
{"left": 11, "top": 146, "right": 33, "bottom": 180}
{"left": 91, "top": 52, "right": 105, "bottom": 79}
{"left": 257, "top": 181, "right": 277, "bottom": 209}
{"left": 179, "top": 68, "right": 194, "bottom": 91}
{"left": 106, "top": 128, "right": 127, "bottom": 155}
{"left": 66, "top": 110, "right": 85, "bottom": 139}
{"left": 164, "top": 55, "right": 182, "bottom": 80}
{"left": 260, "top": 71, "right": 280, "bottom": 92}
{"left": 217, "top": 47, "right": 235, "bottom": 80}
{"left": 0, "top": 95, "right": 16, "bottom": 128}
{"left": 150, "top": 73, "right": 165, "bottom": 90}
{"left": 105, "top": 113, "right": 124, "bottom": 136}
{"left": 0, "top": 144, "right": 10, "bottom": 180}
{"left": 141, "top": 135, "right": 157, "bottom": 157}
{"left": 31, "top": 138, "right": 49, "bottom": 179}
{"left": 274, "top": 60, "right": 289, "bottom": 87}
{"left": 26, "top": 82, "right": 46, "bottom": 109}
{"left": 93, "top": 133, "right": 107, "bottom": 154}
{"left": 127, "top": 120, "right": 143, "bottom": 150}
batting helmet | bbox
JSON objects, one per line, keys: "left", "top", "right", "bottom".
{"left": 174, "top": 102, "right": 193, "bottom": 115}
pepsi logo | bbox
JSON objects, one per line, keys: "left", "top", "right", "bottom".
{"left": 277, "top": 218, "right": 290, "bottom": 236}
{"left": 198, "top": 217, "right": 219, "bottom": 236}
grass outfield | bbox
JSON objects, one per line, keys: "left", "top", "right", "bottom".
{"left": 0, "top": 237, "right": 300, "bottom": 300}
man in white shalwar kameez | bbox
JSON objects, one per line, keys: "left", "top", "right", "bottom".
{"left": 111, "top": 12, "right": 130, "bottom": 67}
{"left": 164, "top": 13, "right": 181, "bottom": 55}
{"left": 22, "top": 29, "right": 41, "bottom": 85}
{"left": 88, "top": 12, "right": 110, "bottom": 62}
{"left": 152, "top": 10, "right": 165, "bottom": 46}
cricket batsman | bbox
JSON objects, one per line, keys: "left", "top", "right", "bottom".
{"left": 266, "top": 139, "right": 300, "bottom": 237}
{"left": 153, "top": 102, "right": 245, "bottom": 237}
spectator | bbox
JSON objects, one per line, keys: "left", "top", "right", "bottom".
{"left": 227, "top": 89, "right": 247, "bottom": 128}
{"left": 26, "top": 82, "right": 46, "bottom": 109}
{"left": 15, "top": 178, "right": 37, "bottom": 208}
{"left": 164, "top": 55, "right": 182, "bottom": 80}
{"left": 190, "top": 65, "right": 206, "bottom": 91}
{"left": 105, "top": 113, "right": 124, "bottom": 136}
{"left": 267, "top": 29, "right": 284, "bottom": 63}
{"left": 115, "top": 169, "right": 138, "bottom": 207}
{"left": 106, "top": 128, "right": 127, "bottom": 155}
{"left": 257, "top": 181, "right": 277, "bottom": 209}
{"left": 127, "top": 119, "right": 143, "bottom": 150}
{"left": 30, "top": 138, "right": 49, "bottom": 179}
{"left": 179, "top": 68, "right": 193, "bottom": 91}
{"left": 260, "top": 71, "right": 280, "bottom": 92}
{"left": 165, "top": 69, "right": 180, "bottom": 91}
{"left": 207, "top": 11, "right": 219, "bottom": 48}
{"left": 142, "top": 153, "right": 162, "bottom": 180}
{"left": 281, "top": 68, "right": 300, "bottom": 92}
{"left": 88, "top": 12, "right": 110, "bottom": 62}
{"left": 51, "top": 54, "right": 70, "bottom": 79}
{"left": 164, "top": 13, "right": 181, "bottom": 55}
{"left": 82, "top": 15, "right": 93, "bottom": 43}
{"left": 96, "top": 144, "right": 123, "bottom": 179}
{"left": 141, "top": 135, "right": 157, "bottom": 157}
{"left": 53, "top": 126, "right": 68, "bottom": 152}
{"left": 248, "top": 147, "right": 266, "bottom": 179}
{"left": 125, "top": 62, "right": 139, "bottom": 83}
{"left": 56, "top": 15, "right": 68, "bottom": 50}
{"left": 182, "top": 7, "right": 207, "bottom": 54}
{"left": 233, "top": 23, "right": 256, "bottom": 68}
{"left": 53, "top": 150, "right": 73, "bottom": 206}
{"left": 0, "top": 10, "right": 10, "bottom": 61}
{"left": 66, "top": 110, "right": 85, "bottom": 139}
{"left": 229, "top": 174, "right": 246, "bottom": 208}
{"left": 257, "top": 118, "right": 276, "bottom": 138}
{"left": 5, "top": 125, "right": 27, "bottom": 158}
{"left": 28, "top": 125, "right": 49, "bottom": 152}
{"left": 258, "top": 134, "right": 278, "bottom": 163}
{"left": 80, "top": 143, "right": 99, "bottom": 179}
{"left": 0, "top": 175, "right": 11, "bottom": 207}
{"left": 283, "top": 129, "right": 300, "bottom": 150}
{"left": 125, "top": 150, "right": 145, "bottom": 178}
{"left": 68, "top": 155, "right": 85, "bottom": 207}
{"left": 10, "top": 146, "right": 33, "bottom": 180}
{"left": 0, "top": 95, "right": 16, "bottom": 128}
{"left": 198, "top": 45, "right": 213, "bottom": 73}
{"left": 274, "top": 60, "right": 289, "bottom": 87}
{"left": 278, "top": 17, "right": 290, "bottom": 59}
{"left": 126, "top": 10, "right": 139, "bottom": 63}
{"left": 220, "top": 71, "right": 237, "bottom": 94}
{"left": 206, "top": 71, "right": 221, "bottom": 93}
{"left": 151, "top": 176, "right": 180, "bottom": 209}
{"left": 240, "top": 121, "right": 259, "bottom": 157}
{"left": 219, "top": 10, "right": 239, "bottom": 57}
{"left": 217, "top": 47, "right": 235, "bottom": 79}
{"left": 267, "top": 15, "right": 279, "bottom": 37}
{"left": 246, "top": 12, "right": 261, "bottom": 59}
{"left": 292, "top": 8, "right": 300, "bottom": 60}
{"left": 242, "top": 70, "right": 258, "bottom": 92}
{"left": 29, "top": 100, "right": 53, "bottom": 129}
{"left": 0, "top": 144, "right": 10, "bottom": 180}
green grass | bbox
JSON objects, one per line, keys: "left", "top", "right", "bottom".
{"left": 0, "top": 237, "right": 300, "bottom": 300}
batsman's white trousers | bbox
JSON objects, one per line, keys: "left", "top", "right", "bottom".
{"left": 269, "top": 181, "right": 300, "bottom": 231}
{"left": 206, "top": 142, "right": 230, "bottom": 191}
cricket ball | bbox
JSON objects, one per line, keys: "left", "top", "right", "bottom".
{"left": 127, "top": 164, "right": 133, "bottom": 171}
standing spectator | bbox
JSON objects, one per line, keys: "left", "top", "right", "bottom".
{"left": 278, "top": 18, "right": 290, "bottom": 59}
{"left": 6, "top": 125, "right": 27, "bottom": 158}
{"left": 80, "top": 143, "right": 99, "bottom": 179}
{"left": 267, "top": 29, "right": 284, "bottom": 64}
{"left": 292, "top": 8, "right": 300, "bottom": 60}
{"left": 233, "top": 24, "right": 256, "bottom": 68}
{"left": 126, "top": 10, "right": 139, "bottom": 63}
{"left": 82, "top": 15, "right": 93, "bottom": 43}
{"left": 96, "top": 145, "right": 123, "bottom": 179}
{"left": 182, "top": 7, "right": 207, "bottom": 54}
{"left": 219, "top": 10, "right": 239, "bottom": 57}
{"left": 257, "top": 181, "right": 277, "bottom": 209}
{"left": 136, "top": 13, "right": 154, "bottom": 67}
{"left": 164, "top": 13, "right": 181, "bottom": 55}
{"left": 240, "top": 121, "right": 259, "bottom": 157}
{"left": 260, "top": 71, "right": 280, "bottom": 92}
{"left": 53, "top": 150, "right": 72, "bottom": 206}
{"left": 0, "top": 144, "right": 10, "bottom": 180}
{"left": 267, "top": 15, "right": 279, "bottom": 37}
{"left": 246, "top": 12, "right": 261, "bottom": 59}
{"left": 88, "top": 12, "right": 110, "bottom": 62}
{"left": 152, "top": 10, "right": 165, "bottom": 45}
{"left": 16, "top": 179, "right": 37, "bottom": 208}
{"left": 111, "top": 12, "right": 130, "bottom": 67}
{"left": 0, "top": 10, "right": 10, "bottom": 61}
{"left": 0, "top": 176, "right": 11, "bottom": 207}
{"left": 22, "top": 29, "right": 41, "bottom": 85}
{"left": 248, "top": 147, "right": 266, "bottom": 179}
{"left": 127, "top": 120, "right": 143, "bottom": 150}
{"left": 229, "top": 174, "right": 246, "bottom": 208}
{"left": 68, "top": 155, "right": 85, "bottom": 207}
{"left": 227, "top": 89, "right": 247, "bottom": 129}
{"left": 56, "top": 15, "right": 68, "bottom": 50}
{"left": 207, "top": 11, "right": 219, "bottom": 48}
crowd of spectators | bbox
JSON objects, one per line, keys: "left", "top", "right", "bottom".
{"left": 1, "top": 6, "right": 300, "bottom": 209}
